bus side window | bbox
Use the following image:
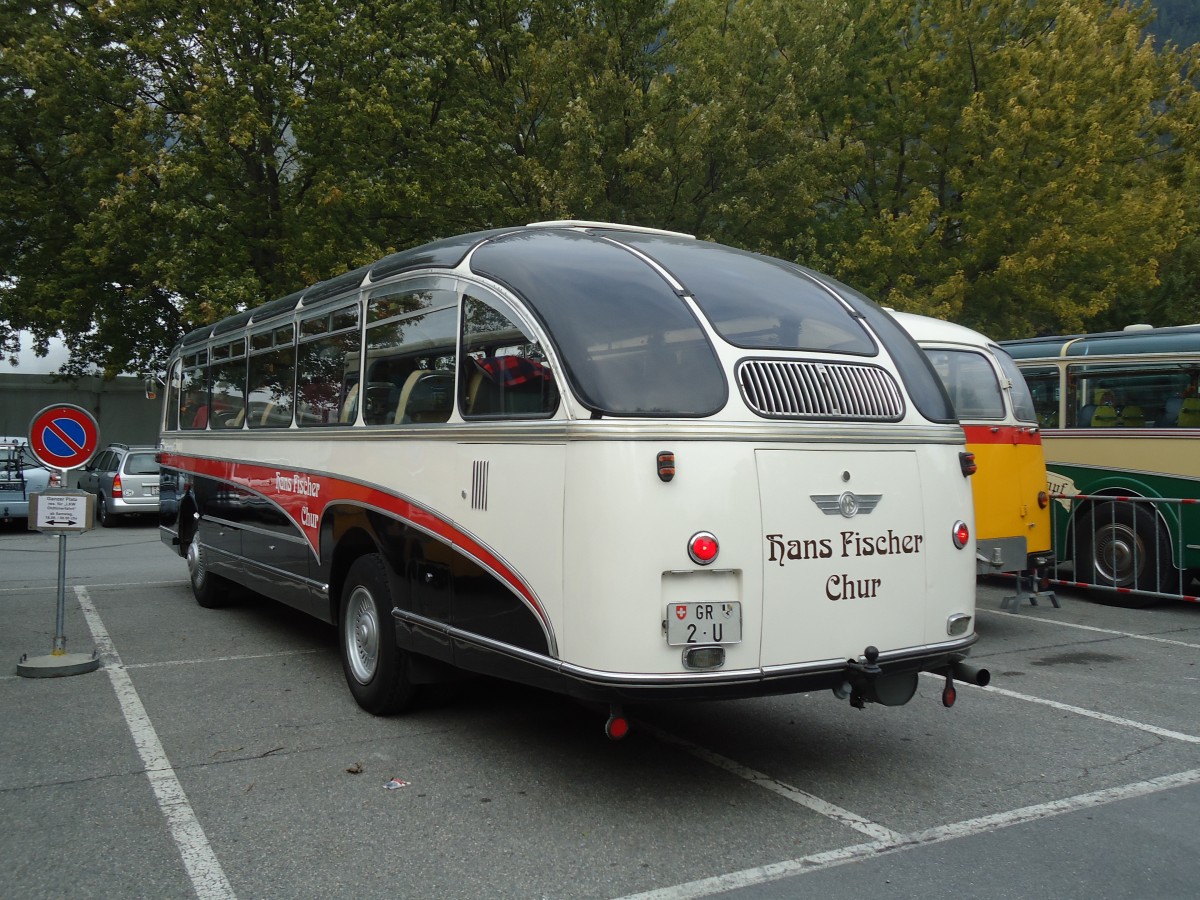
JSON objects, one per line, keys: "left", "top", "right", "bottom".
{"left": 297, "top": 303, "right": 360, "bottom": 427}
{"left": 364, "top": 287, "right": 457, "bottom": 426}
{"left": 180, "top": 351, "right": 209, "bottom": 430}
{"left": 247, "top": 324, "right": 296, "bottom": 428}
{"left": 460, "top": 291, "right": 559, "bottom": 419}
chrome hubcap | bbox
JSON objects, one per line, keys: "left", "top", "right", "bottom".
{"left": 1093, "top": 524, "right": 1141, "bottom": 587}
{"left": 345, "top": 586, "right": 379, "bottom": 684}
{"left": 186, "top": 537, "right": 205, "bottom": 587}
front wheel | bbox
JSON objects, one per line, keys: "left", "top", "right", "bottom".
{"left": 340, "top": 554, "right": 414, "bottom": 715}
{"left": 1076, "top": 502, "right": 1178, "bottom": 605}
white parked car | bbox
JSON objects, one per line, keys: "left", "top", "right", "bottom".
{"left": 1, "top": 437, "right": 54, "bottom": 523}
{"left": 76, "top": 443, "right": 161, "bottom": 526}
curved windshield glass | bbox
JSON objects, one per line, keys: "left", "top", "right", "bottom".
{"left": 470, "top": 231, "right": 727, "bottom": 416}
{"left": 922, "top": 349, "right": 1005, "bottom": 420}
{"left": 994, "top": 347, "right": 1039, "bottom": 423}
{"left": 614, "top": 234, "right": 877, "bottom": 354}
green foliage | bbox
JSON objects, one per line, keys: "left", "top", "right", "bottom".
{"left": 2, "top": 0, "right": 1199, "bottom": 378}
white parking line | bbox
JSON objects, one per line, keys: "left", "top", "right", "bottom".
{"left": 972, "top": 680, "right": 1200, "bottom": 744}
{"left": 75, "top": 586, "right": 237, "bottom": 900}
{"left": 615, "top": 767, "right": 1200, "bottom": 899}
{"left": 978, "top": 607, "right": 1200, "bottom": 649}
{"left": 641, "top": 724, "right": 900, "bottom": 842}
{"left": 123, "top": 648, "right": 324, "bottom": 669}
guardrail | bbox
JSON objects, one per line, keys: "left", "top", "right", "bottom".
{"left": 1042, "top": 493, "right": 1199, "bottom": 605}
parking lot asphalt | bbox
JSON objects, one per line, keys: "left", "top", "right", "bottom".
{"left": 2, "top": 519, "right": 1198, "bottom": 899}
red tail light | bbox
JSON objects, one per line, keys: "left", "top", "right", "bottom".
{"left": 112, "top": 475, "right": 124, "bottom": 498}
{"left": 952, "top": 520, "right": 970, "bottom": 549}
{"left": 688, "top": 532, "right": 719, "bottom": 565}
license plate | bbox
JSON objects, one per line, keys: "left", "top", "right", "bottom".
{"left": 146, "top": 485, "right": 160, "bottom": 496}
{"left": 666, "top": 601, "right": 742, "bottom": 646}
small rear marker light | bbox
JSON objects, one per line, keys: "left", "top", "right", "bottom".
{"left": 952, "top": 520, "right": 970, "bottom": 549}
{"left": 959, "top": 451, "right": 977, "bottom": 477}
{"left": 656, "top": 450, "right": 675, "bottom": 482}
{"left": 688, "top": 531, "right": 719, "bottom": 565}
{"left": 1038, "top": 490, "right": 1049, "bottom": 509}
{"left": 684, "top": 646, "right": 725, "bottom": 670}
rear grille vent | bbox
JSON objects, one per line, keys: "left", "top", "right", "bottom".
{"left": 737, "top": 359, "right": 905, "bottom": 421}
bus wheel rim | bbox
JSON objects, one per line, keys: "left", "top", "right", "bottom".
{"left": 1094, "top": 523, "right": 1140, "bottom": 586}
{"left": 186, "top": 537, "right": 206, "bottom": 588}
{"left": 346, "top": 586, "right": 379, "bottom": 684}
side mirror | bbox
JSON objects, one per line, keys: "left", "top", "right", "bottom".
{"left": 145, "top": 375, "right": 159, "bottom": 401}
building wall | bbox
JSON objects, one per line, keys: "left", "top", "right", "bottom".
{"left": 0, "top": 373, "right": 161, "bottom": 448}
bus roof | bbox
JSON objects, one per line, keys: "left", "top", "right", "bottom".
{"left": 889, "top": 311, "right": 1000, "bottom": 349}
{"left": 1000, "top": 324, "right": 1200, "bottom": 360}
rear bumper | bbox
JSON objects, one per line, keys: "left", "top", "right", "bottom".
{"left": 1, "top": 501, "right": 31, "bottom": 520}
{"left": 396, "top": 609, "right": 978, "bottom": 703}
{"left": 108, "top": 496, "right": 160, "bottom": 515}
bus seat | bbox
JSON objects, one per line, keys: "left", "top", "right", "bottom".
{"left": 1161, "top": 396, "right": 1183, "bottom": 426}
{"left": 1178, "top": 397, "right": 1200, "bottom": 428}
{"left": 1077, "top": 404, "right": 1096, "bottom": 426}
{"left": 258, "top": 402, "right": 276, "bottom": 426}
{"left": 395, "top": 371, "right": 453, "bottom": 424}
{"left": 225, "top": 408, "right": 245, "bottom": 428}
{"left": 1117, "top": 405, "right": 1144, "bottom": 427}
{"left": 340, "top": 383, "right": 359, "bottom": 423}
{"left": 393, "top": 371, "right": 426, "bottom": 423}
{"left": 1090, "top": 404, "right": 1118, "bottom": 428}
{"left": 464, "top": 359, "right": 501, "bottom": 416}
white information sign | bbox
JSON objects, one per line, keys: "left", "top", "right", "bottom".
{"left": 31, "top": 491, "right": 93, "bottom": 533}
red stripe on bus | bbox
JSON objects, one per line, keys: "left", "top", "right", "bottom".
{"left": 961, "top": 424, "right": 1043, "bottom": 446}
{"left": 160, "top": 453, "right": 549, "bottom": 629}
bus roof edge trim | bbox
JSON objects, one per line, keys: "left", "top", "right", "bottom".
{"left": 524, "top": 220, "right": 695, "bottom": 239}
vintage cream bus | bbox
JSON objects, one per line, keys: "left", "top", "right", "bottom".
{"left": 157, "top": 222, "right": 986, "bottom": 736}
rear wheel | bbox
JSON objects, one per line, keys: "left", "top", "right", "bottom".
{"left": 340, "top": 553, "right": 413, "bottom": 715}
{"left": 1076, "top": 502, "right": 1178, "bottom": 606}
{"left": 96, "top": 495, "right": 112, "bottom": 527}
{"left": 186, "top": 529, "right": 232, "bottom": 608}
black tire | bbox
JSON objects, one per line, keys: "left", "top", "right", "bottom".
{"left": 97, "top": 496, "right": 113, "bottom": 527}
{"left": 1076, "top": 502, "right": 1179, "bottom": 606}
{"left": 185, "top": 529, "right": 232, "bottom": 608}
{"left": 340, "top": 554, "right": 414, "bottom": 715}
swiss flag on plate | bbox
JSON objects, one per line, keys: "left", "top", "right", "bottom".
{"left": 675, "top": 605, "right": 688, "bottom": 620}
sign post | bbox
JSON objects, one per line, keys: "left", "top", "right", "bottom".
{"left": 17, "top": 405, "right": 102, "bottom": 678}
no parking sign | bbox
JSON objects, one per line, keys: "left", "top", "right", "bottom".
{"left": 28, "top": 403, "right": 100, "bottom": 471}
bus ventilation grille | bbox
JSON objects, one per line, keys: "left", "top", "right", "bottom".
{"left": 737, "top": 359, "right": 906, "bottom": 421}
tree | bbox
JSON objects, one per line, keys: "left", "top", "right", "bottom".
{"left": 799, "top": 0, "right": 1200, "bottom": 338}
{"left": 4, "top": 0, "right": 1200, "bottom": 378}
{"left": 1, "top": 0, "right": 488, "bottom": 376}
{"left": 0, "top": 1, "right": 173, "bottom": 377}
